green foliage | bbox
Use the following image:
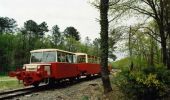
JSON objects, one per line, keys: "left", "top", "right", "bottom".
{"left": 64, "top": 27, "right": 80, "bottom": 41}
{"left": 51, "top": 25, "right": 63, "bottom": 47}
{"left": 114, "top": 66, "right": 170, "bottom": 100}
{"left": 0, "top": 34, "right": 19, "bottom": 72}
{"left": 22, "top": 20, "right": 49, "bottom": 38}
{"left": 0, "top": 17, "right": 17, "bottom": 34}
{"left": 38, "top": 21, "right": 49, "bottom": 36}
{"left": 112, "top": 57, "right": 130, "bottom": 69}
{"left": 81, "top": 95, "right": 89, "bottom": 100}
{"left": 132, "top": 56, "right": 148, "bottom": 70}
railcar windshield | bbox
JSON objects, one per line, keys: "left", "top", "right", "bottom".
{"left": 31, "top": 51, "right": 56, "bottom": 63}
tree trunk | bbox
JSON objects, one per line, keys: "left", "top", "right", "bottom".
{"left": 167, "top": 35, "right": 170, "bottom": 69}
{"left": 159, "top": 28, "right": 168, "bottom": 67}
{"left": 129, "top": 26, "right": 133, "bottom": 71}
{"left": 100, "top": 0, "right": 112, "bottom": 93}
{"left": 157, "top": 20, "right": 168, "bottom": 68}
{"left": 150, "top": 38, "right": 154, "bottom": 66}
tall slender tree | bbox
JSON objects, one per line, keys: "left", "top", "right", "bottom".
{"left": 100, "top": 0, "right": 112, "bottom": 93}
{"left": 51, "top": 25, "right": 61, "bottom": 47}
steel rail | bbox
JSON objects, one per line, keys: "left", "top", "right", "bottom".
{"left": 0, "top": 85, "right": 46, "bottom": 100}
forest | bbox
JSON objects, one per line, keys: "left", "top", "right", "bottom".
{"left": 97, "top": 0, "right": 170, "bottom": 99}
{"left": 0, "top": 17, "right": 110, "bottom": 74}
{"left": 0, "top": 0, "right": 170, "bottom": 99}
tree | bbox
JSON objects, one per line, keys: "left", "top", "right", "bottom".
{"left": 23, "top": 20, "right": 48, "bottom": 38}
{"left": 123, "top": 24, "right": 161, "bottom": 68}
{"left": 0, "top": 17, "right": 17, "bottom": 34}
{"left": 100, "top": 0, "right": 112, "bottom": 93}
{"left": 64, "top": 27, "right": 80, "bottom": 41}
{"left": 38, "top": 21, "right": 49, "bottom": 37}
{"left": 84, "top": 36, "right": 91, "bottom": 53}
{"left": 51, "top": 25, "right": 62, "bottom": 47}
{"left": 110, "top": 0, "right": 170, "bottom": 69}
{"left": 23, "top": 20, "right": 39, "bottom": 35}
{"left": 108, "top": 27, "right": 125, "bottom": 61}
{"left": 64, "top": 37, "right": 78, "bottom": 52}
{"left": 93, "top": 38, "right": 101, "bottom": 56}
{"left": 21, "top": 20, "right": 49, "bottom": 50}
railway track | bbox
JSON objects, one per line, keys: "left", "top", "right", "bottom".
{"left": 0, "top": 87, "right": 35, "bottom": 100}
{"left": 0, "top": 85, "right": 49, "bottom": 100}
{"left": 0, "top": 76, "right": 101, "bottom": 100}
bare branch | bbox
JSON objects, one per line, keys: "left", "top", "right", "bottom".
{"left": 109, "top": 0, "right": 121, "bottom": 6}
{"left": 140, "top": 26, "right": 161, "bottom": 43}
{"left": 108, "top": 10, "right": 127, "bottom": 23}
{"left": 123, "top": 4, "right": 156, "bottom": 18}
{"left": 146, "top": 0, "right": 159, "bottom": 20}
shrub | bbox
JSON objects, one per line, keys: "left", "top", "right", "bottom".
{"left": 114, "top": 67, "right": 170, "bottom": 100}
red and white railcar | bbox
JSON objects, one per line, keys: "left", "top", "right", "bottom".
{"left": 75, "top": 53, "right": 101, "bottom": 76}
{"left": 9, "top": 49, "right": 101, "bottom": 87}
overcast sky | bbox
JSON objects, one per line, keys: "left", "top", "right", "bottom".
{"left": 0, "top": 0, "right": 100, "bottom": 41}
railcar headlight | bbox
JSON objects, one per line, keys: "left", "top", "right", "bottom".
{"left": 37, "top": 65, "right": 40, "bottom": 69}
{"left": 23, "top": 66, "right": 26, "bottom": 69}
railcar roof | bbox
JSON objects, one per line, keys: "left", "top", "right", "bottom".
{"left": 74, "top": 53, "right": 87, "bottom": 55}
{"left": 30, "top": 49, "right": 75, "bottom": 54}
{"left": 75, "top": 53, "right": 100, "bottom": 58}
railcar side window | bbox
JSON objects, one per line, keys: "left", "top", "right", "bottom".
{"left": 61, "top": 53, "right": 66, "bottom": 62}
{"left": 57, "top": 52, "right": 67, "bottom": 62}
{"left": 77, "top": 55, "right": 86, "bottom": 63}
{"left": 73, "top": 55, "right": 77, "bottom": 63}
{"left": 97, "top": 57, "right": 100, "bottom": 64}
{"left": 66, "top": 54, "right": 73, "bottom": 63}
{"left": 57, "top": 52, "right": 61, "bottom": 62}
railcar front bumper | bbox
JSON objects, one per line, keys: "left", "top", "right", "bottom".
{"left": 9, "top": 71, "right": 47, "bottom": 86}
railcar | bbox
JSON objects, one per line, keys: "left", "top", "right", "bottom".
{"left": 9, "top": 49, "right": 101, "bottom": 87}
{"left": 75, "top": 53, "right": 101, "bottom": 76}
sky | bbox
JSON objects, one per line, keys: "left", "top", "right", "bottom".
{"left": 0, "top": 0, "right": 100, "bottom": 41}
{"left": 0, "top": 0, "right": 141, "bottom": 60}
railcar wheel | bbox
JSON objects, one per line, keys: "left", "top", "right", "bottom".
{"left": 98, "top": 73, "right": 101, "bottom": 77}
{"left": 69, "top": 77, "right": 76, "bottom": 83}
{"left": 33, "top": 82, "right": 40, "bottom": 87}
{"left": 76, "top": 76, "right": 80, "bottom": 80}
{"left": 48, "top": 78, "right": 55, "bottom": 86}
{"left": 86, "top": 74, "right": 91, "bottom": 79}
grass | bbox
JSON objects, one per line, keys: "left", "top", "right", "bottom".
{"left": 0, "top": 76, "right": 23, "bottom": 90}
{"left": 0, "top": 76, "right": 16, "bottom": 80}
{"left": 112, "top": 57, "right": 130, "bottom": 69}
